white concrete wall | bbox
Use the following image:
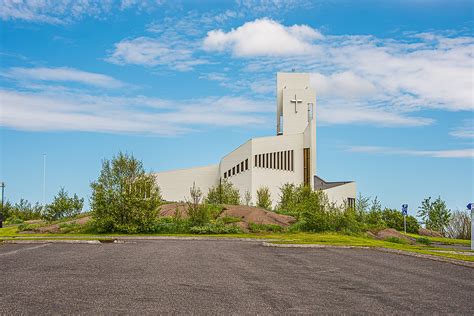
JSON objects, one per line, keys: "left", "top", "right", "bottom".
{"left": 219, "top": 140, "right": 252, "bottom": 202}
{"left": 323, "top": 182, "right": 357, "bottom": 207}
{"left": 155, "top": 165, "right": 219, "bottom": 202}
{"left": 251, "top": 133, "right": 304, "bottom": 207}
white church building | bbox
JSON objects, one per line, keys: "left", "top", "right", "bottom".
{"left": 155, "top": 72, "right": 356, "bottom": 208}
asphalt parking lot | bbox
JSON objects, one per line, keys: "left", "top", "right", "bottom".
{"left": 0, "top": 240, "right": 473, "bottom": 314}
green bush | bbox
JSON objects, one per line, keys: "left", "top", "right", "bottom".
{"left": 90, "top": 152, "right": 162, "bottom": 233}
{"left": 385, "top": 236, "right": 408, "bottom": 244}
{"left": 248, "top": 223, "right": 284, "bottom": 233}
{"left": 189, "top": 223, "right": 241, "bottom": 234}
{"left": 2, "top": 199, "right": 43, "bottom": 222}
{"left": 256, "top": 187, "right": 272, "bottom": 210}
{"left": 187, "top": 184, "right": 210, "bottom": 226}
{"left": 219, "top": 216, "right": 241, "bottom": 224}
{"left": 58, "top": 222, "right": 83, "bottom": 233}
{"left": 277, "top": 184, "right": 364, "bottom": 233}
{"left": 205, "top": 180, "right": 241, "bottom": 205}
{"left": 152, "top": 217, "right": 190, "bottom": 234}
{"left": 43, "top": 188, "right": 84, "bottom": 222}
{"left": 5, "top": 217, "right": 24, "bottom": 225}
{"left": 416, "top": 237, "right": 431, "bottom": 245}
{"left": 381, "top": 208, "right": 420, "bottom": 234}
{"left": 17, "top": 223, "right": 42, "bottom": 232}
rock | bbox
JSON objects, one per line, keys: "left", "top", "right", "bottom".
{"left": 418, "top": 228, "right": 443, "bottom": 238}
{"left": 375, "top": 228, "right": 416, "bottom": 244}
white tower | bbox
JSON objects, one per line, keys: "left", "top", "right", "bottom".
{"left": 276, "top": 72, "right": 317, "bottom": 188}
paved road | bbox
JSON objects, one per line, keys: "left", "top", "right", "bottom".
{"left": 0, "top": 240, "right": 473, "bottom": 314}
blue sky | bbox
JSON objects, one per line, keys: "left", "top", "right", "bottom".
{"left": 0, "top": 0, "right": 473, "bottom": 216}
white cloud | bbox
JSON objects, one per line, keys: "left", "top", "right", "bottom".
{"left": 106, "top": 37, "right": 207, "bottom": 71}
{"left": 4, "top": 67, "right": 125, "bottom": 88}
{"left": 203, "top": 19, "right": 473, "bottom": 124}
{"left": 310, "top": 72, "right": 377, "bottom": 99}
{"left": 0, "top": 88, "right": 272, "bottom": 136}
{"left": 449, "top": 119, "right": 474, "bottom": 139}
{"left": 318, "top": 104, "right": 432, "bottom": 127}
{"left": 203, "top": 18, "right": 323, "bottom": 57}
{"left": 348, "top": 146, "right": 474, "bottom": 159}
{"left": 0, "top": 0, "right": 165, "bottom": 24}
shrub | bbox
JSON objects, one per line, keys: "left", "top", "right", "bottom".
{"left": 17, "top": 223, "right": 42, "bottom": 232}
{"left": 416, "top": 237, "right": 431, "bottom": 245}
{"left": 248, "top": 223, "right": 284, "bottom": 233}
{"left": 58, "top": 222, "right": 83, "bottom": 233}
{"left": 43, "top": 188, "right": 84, "bottom": 221}
{"left": 277, "top": 184, "right": 363, "bottom": 233}
{"left": 187, "top": 183, "right": 210, "bottom": 226}
{"left": 149, "top": 217, "right": 190, "bottom": 234}
{"left": 205, "top": 180, "right": 240, "bottom": 205}
{"left": 256, "top": 187, "right": 272, "bottom": 210}
{"left": 189, "top": 223, "right": 241, "bottom": 234}
{"left": 3, "top": 199, "right": 43, "bottom": 222}
{"left": 90, "top": 152, "right": 162, "bottom": 233}
{"left": 219, "top": 216, "right": 241, "bottom": 224}
{"left": 418, "top": 196, "right": 451, "bottom": 235}
{"left": 445, "top": 210, "right": 471, "bottom": 240}
{"left": 381, "top": 208, "right": 420, "bottom": 234}
{"left": 385, "top": 236, "right": 408, "bottom": 244}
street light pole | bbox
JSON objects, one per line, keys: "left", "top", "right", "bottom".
{"left": 0, "top": 182, "right": 5, "bottom": 228}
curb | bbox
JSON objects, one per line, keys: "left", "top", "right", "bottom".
{"left": 261, "top": 242, "right": 369, "bottom": 249}
{"left": 1, "top": 239, "right": 101, "bottom": 244}
{"left": 262, "top": 242, "right": 474, "bottom": 268}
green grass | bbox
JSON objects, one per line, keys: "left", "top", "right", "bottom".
{"left": 1, "top": 226, "right": 472, "bottom": 263}
{"left": 404, "top": 232, "right": 470, "bottom": 246}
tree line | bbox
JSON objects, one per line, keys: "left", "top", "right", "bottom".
{"left": 1, "top": 152, "right": 470, "bottom": 239}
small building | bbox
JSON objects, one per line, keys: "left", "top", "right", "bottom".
{"left": 155, "top": 72, "right": 356, "bottom": 207}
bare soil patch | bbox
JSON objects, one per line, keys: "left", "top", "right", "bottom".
{"left": 160, "top": 203, "right": 296, "bottom": 230}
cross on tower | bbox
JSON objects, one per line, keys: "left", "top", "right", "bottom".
{"left": 290, "top": 94, "right": 302, "bottom": 113}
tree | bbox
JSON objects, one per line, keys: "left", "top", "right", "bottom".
{"left": 186, "top": 183, "right": 209, "bottom": 226}
{"left": 205, "top": 180, "right": 240, "bottom": 205}
{"left": 43, "top": 188, "right": 83, "bottom": 221}
{"left": 277, "top": 183, "right": 297, "bottom": 211}
{"left": 381, "top": 208, "right": 420, "bottom": 234}
{"left": 418, "top": 196, "right": 451, "bottom": 234}
{"left": 445, "top": 210, "right": 471, "bottom": 240}
{"left": 256, "top": 187, "right": 272, "bottom": 210}
{"left": 354, "top": 193, "right": 370, "bottom": 223}
{"left": 90, "top": 152, "right": 162, "bottom": 233}
{"left": 243, "top": 190, "right": 252, "bottom": 206}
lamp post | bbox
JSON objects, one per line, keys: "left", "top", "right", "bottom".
{"left": 0, "top": 182, "right": 5, "bottom": 228}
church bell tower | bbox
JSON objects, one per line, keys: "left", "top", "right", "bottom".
{"left": 276, "top": 72, "right": 317, "bottom": 187}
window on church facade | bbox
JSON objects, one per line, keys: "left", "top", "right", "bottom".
{"left": 253, "top": 150, "right": 294, "bottom": 172}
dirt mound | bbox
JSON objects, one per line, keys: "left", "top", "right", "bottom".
{"left": 375, "top": 228, "right": 415, "bottom": 244}
{"left": 32, "top": 216, "right": 91, "bottom": 233}
{"left": 220, "top": 205, "right": 295, "bottom": 227}
{"left": 418, "top": 228, "right": 443, "bottom": 238}
{"left": 159, "top": 203, "right": 296, "bottom": 229}
{"left": 159, "top": 203, "right": 188, "bottom": 217}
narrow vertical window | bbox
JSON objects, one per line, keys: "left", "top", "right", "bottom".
{"left": 303, "top": 148, "right": 310, "bottom": 185}
{"left": 241, "top": 161, "right": 244, "bottom": 172}
{"left": 276, "top": 151, "right": 280, "bottom": 170}
{"left": 254, "top": 155, "right": 257, "bottom": 167}
{"left": 291, "top": 150, "right": 294, "bottom": 171}
{"left": 245, "top": 159, "right": 248, "bottom": 170}
{"left": 270, "top": 152, "right": 273, "bottom": 169}
{"left": 283, "top": 150, "right": 287, "bottom": 170}
{"left": 232, "top": 166, "right": 235, "bottom": 175}
{"left": 237, "top": 164, "right": 240, "bottom": 174}
{"left": 224, "top": 172, "right": 227, "bottom": 179}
